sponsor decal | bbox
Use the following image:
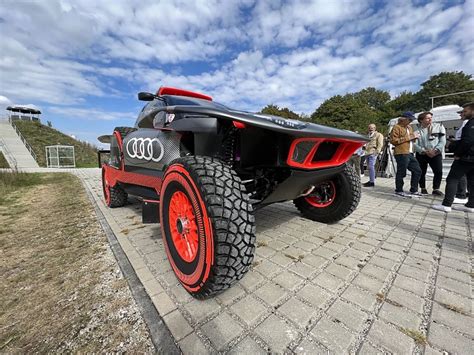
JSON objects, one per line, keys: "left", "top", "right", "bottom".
{"left": 126, "top": 137, "right": 165, "bottom": 162}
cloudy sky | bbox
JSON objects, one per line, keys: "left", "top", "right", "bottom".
{"left": 0, "top": 0, "right": 472, "bottom": 144}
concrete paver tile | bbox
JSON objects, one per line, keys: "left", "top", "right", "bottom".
{"left": 184, "top": 298, "right": 220, "bottom": 324}
{"left": 254, "top": 282, "right": 288, "bottom": 307}
{"left": 228, "top": 336, "right": 267, "bottom": 354}
{"left": 215, "top": 284, "right": 246, "bottom": 306}
{"left": 272, "top": 270, "right": 304, "bottom": 291}
{"left": 341, "top": 285, "right": 376, "bottom": 311}
{"left": 297, "top": 283, "right": 332, "bottom": 308}
{"left": 327, "top": 298, "right": 368, "bottom": 331}
{"left": 278, "top": 297, "right": 317, "bottom": 328}
{"left": 436, "top": 275, "right": 470, "bottom": 298}
{"left": 433, "top": 288, "right": 471, "bottom": 314}
{"left": 360, "top": 264, "right": 390, "bottom": 282}
{"left": 255, "top": 315, "right": 299, "bottom": 353}
{"left": 178, "top": 333, "right": 210, "bottom": 355}
{"left": 431, "top": 302, "right": 473, "bottom": 336}
{"left": 367, "top": 320, "right": 413, "bottom": 354}
{"left": 386, "top": 286, "right": 424, "bottom": 314}
{"left": 378, "top": 302, "right": 422, "bottom": 329}
{"left": 151, "top": 292, "right": 177, "bottom": 317}
{"left": 310, "top": 317, "right": 354, "bottom": 353}
{"left": 201, "top": 312, "right": 243, "bottom": 351}
{"left": 163, "top": 310, "right": 193, "bottom": 341}
{"left": 238, "top": 269, "right": 264, "bottom": 291}
{"left": 353, "top": 274, "right": 384, "bottom": 294}
{"left": 294, "top": 338, "right": 329, "bottom": 354}
{"left": 313, "top": 272, "right": 344, "bottom": 292}
{"left": 230, "top": 295, "right": 268, "bottom": 326}
{"left": 325, "top": 262, "right": 353, "bottom": 280}
{"left": 392, "top": 274, "right": 426, "bottom": 297}
{"left": 428, "top": 322, "right": 474, "bottom": 354}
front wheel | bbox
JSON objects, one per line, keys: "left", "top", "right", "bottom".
{"left": 294, "top": 164, "right": 361, "bottom": 224}
{"left": 160, "top": 156, "right": 256, "bottom": 298}
{"left": 102, "top": 168, "right": 127, "bottom": 208}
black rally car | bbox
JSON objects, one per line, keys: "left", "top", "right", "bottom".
{"left": 99, "top": 87, "right": 367, "bottom": 298}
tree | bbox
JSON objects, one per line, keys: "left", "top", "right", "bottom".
{"left": 310, "top": 89, "right": 389, "bottom": 133}
{"left": 415, "top": 71, "right": 474, "bottom": 110}
{"left": 260, "top": 104, "right": 301, "bottom": 120}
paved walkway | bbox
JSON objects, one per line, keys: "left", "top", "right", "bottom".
{"left": 42, "top": 169, "right": 474, "bottom": 353}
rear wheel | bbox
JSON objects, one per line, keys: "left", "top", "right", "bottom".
{"left": 294, "top": 164, "right": 360, "bottom": 223}
{"left": 160, "top": 156, "right": 256, "bottom": 298}
{"left": 102, "top": 169, "right": 127, "bottom": 208}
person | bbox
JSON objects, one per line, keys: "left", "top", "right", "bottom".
{"left": 363, "top": 124, "right": 384, "bottom": 187}
{"left": 414, "top": 112, "right": 446, "bottom": 196}
{"left": 433, "top": 102, "right": 474, "bottom": 212}
{"left": 450, "top": 110, "right": 469, "bottom": 204}
{"left": 390, "top": 112, "right": 422, "bottom": 197}
{"left": 350, "top": 145, "right": 365, "bottom": 176}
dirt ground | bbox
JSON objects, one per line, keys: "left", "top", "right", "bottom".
{"left": 0, "top": 173, "right": 154, "bottom": 353}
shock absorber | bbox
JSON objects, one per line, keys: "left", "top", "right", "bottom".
{"left": 221, "top": 127, "right": 237, "bottom": 165}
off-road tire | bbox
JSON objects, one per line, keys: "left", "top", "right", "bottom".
{"left": 102, "top": 169, "right": 127, "bottom": 208}
{"left": 114, "top": 126, "right": 136, "bottom": 140}
{"left": 294, "top": 163, "right": 361, "bottom": 224}
{"left": 160, "top": 156, "right": 256, "bottom": 298}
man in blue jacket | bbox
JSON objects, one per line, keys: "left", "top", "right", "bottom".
{"left": 433, "top": 102, "right": 474, "bottom": 212}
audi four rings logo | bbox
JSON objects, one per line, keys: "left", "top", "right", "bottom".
{"left": 126, "top": 137, "right": 165, "bottom": 162}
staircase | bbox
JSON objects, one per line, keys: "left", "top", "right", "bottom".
{"left": 0, "top": 118, "right": 39, "bottom": 168}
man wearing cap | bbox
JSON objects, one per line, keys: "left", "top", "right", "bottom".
{"left": 389, "top": 112, "right": 422, "bottom": 197}
{"left": 433, "top": 102, "right": 474, "bottom": 213}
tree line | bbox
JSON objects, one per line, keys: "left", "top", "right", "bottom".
{"left": 260, "top": 71, "right": 474, "bottom": 133}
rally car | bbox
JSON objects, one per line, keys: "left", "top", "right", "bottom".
{"left": 99, "top": 87, "right": 367, "bottom": 298}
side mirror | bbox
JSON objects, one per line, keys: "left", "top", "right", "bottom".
{"left": 138, "top": 92, "right": 156, "bottom": 101}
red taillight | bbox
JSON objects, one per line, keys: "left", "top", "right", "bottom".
{"left": 287, "top": 138, "right": 364, "bottom": 169}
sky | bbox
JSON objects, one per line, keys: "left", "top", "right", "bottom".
{"left": 0, "top": 0, "right": 473, "bottom": 145}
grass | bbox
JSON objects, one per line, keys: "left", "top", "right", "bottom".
{"left": 0, "top": 172, "right": 153, "bottom": 352}
{"left": 0, "top": 151, "right": 9, "bottom": 168}
{"left": 400, "top": 328, "right": 428, "bottom": 345}
{"left": 12, "top": 120, "right": 98, "bottom": 168}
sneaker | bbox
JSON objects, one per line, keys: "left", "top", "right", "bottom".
{"left": 432, "top": 204, "right": 451, "bottom": 212}
{"left": 363, "top": 181, "right": 375, "bottom": 187}
{"left": 409, "top": 191, "right": 422, "bottom": 198}
{"left": 453, "top": 197, "right": 468, "bottom": 204}
{"left": 395, "top": 191, "right": 410, "bottom": 198}
{"left": 420, "top": 188, "right": 429, "bottom": 195}
{"left": 452, "top": 205, "right": 474, "bottom": 213}
{"left": 432, "top": 189, "right": 444, "bottom": 196}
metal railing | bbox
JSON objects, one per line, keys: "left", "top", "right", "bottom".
{"left": 0, "top": 137, "right": 18, "bottom": 170}
{"left": 8, "top": 117, "right": 38, "bottom": 162}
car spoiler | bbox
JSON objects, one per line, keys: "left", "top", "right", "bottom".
{"left": 98, "top": 134, "right": 112, "bottom": 144}
{"left": 161, "top": 105, "right": 369, "bottom": 142}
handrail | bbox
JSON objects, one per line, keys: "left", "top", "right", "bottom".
{"left": 0, "top": 137, "right": 18, "bottom": 169}
{"left": 8, "top": 117, "right": 38, "bottom": 162}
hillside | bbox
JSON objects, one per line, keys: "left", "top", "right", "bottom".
{"left": 13, "top": 121, "right": 98, "bottom": 168}
{"left": 0, "top": 151, "right": 9, "bottom": 168}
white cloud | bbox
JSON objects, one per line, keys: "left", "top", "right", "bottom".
{"left": 47, "top": 106, "right": 135, "bottom": 121}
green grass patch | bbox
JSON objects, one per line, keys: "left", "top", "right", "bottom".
{"left": 12, "top": 120, "right": 98, "bottom": 168}
{"left": 0, "top": 151, "right": 10, "bottom": 168}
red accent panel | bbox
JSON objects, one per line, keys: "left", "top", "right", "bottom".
{"left": 102, "top": 164, "right": 162, "bottom": 196}
{"left": 157, "top": 87, "right": 213, "bottom": 101}
{"left": 287, "top": 138, "right": 364, "bottom": 169}
{"left": 232, "top": 121, "right": 246, "bottom": 129}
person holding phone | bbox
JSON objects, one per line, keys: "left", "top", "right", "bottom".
{"left": 414, "top": 112, "right": 446, "bottom": 196}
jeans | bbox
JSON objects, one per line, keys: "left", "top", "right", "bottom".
{"left": 415, "top": 153, "right": 443, "bottom": 190}
{"left": 442, "top": 160, "right": 474, "bottom": 207}
{"left": 456, "top": 175, "right": 467, "bottom": 198}
{"left": 367, "top": 154, "right": 377, "bottom": 183}
{"left": 394, "top": 154, "right": 422, "bottom": 193}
